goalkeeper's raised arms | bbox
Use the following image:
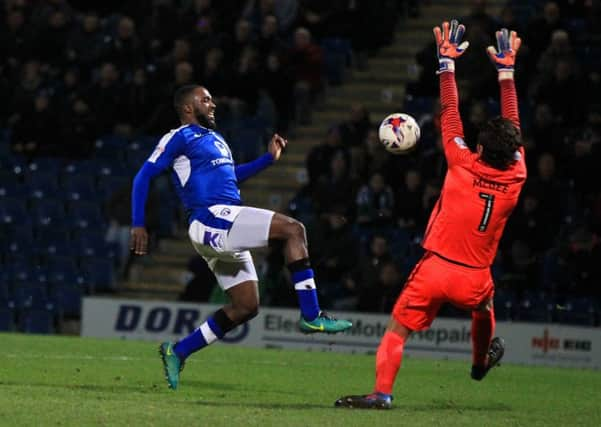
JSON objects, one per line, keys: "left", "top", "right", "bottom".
{"left": 487, "top": 28, "right": 522, "bottom": 79}
{"left": 433, "top": 19, "right": 469, "bottom": 73}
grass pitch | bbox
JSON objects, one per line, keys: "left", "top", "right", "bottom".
{"left": 1, "top": 333, "right": 600, "bottom": 426}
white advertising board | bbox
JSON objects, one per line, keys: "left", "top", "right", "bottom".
{"left": 82, "top": 297, "right": 601, "bottom": 369}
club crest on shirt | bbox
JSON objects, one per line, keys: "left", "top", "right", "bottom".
{"left": 213, "top": 135, "right": 232, "bottom": 159}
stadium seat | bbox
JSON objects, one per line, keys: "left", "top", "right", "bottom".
{"left": 556, "top": 297, "right": 598, "bottom": 326}
{"left": 26, "top": 170, "right": 61, "bottom": 198}
{"left": 30, "top": 198, "right": 66, "bottom": 227}
{"left": 74, "top": 231, "right": 116, "bottom": 260}
{"left": 27, "top": 157, "right": 63, "bottom": 176}
{"left": 67, "top": 201, "right": 105, "bottom": 229}
{"left": 0, "top": 306, "right": 15, "bottom": 332}
{"left": 5, "top": 223, "right": 34, "bottom": 241}
{"left": 0, "top": 198, "right": 28, "bottom": 225}
{"left": 494, "top": 288, "right": 516, "bottom": 321}
{"left": 516, "top": 291, "right": 554, "bottom": 323}
{"left": 62, "top": 175, "right": 97, "bottom": 202}
{"left": 97, "top": 175, "right": 129, "bottom": 200}
{"left": 80, "top": 257, "right": 115, "bottom": 292}
{"left": 19, "top": 308, "right": 55, "bottom": 334}
{"left": 13, "top": 284, "right": 50, "bottom": 310}
{"left": 0, "top": 180, "right": 29, "bottom": 200}
{"left": 51, "top": 284, "right": 83, "bottom": 318}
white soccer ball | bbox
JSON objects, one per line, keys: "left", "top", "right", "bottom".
{"left": 378, "top": 113, "right": 420, "bottom": 154}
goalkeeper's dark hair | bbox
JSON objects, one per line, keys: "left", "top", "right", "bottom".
{"left": 173, "top": 84, "right": 201, "bottom": 117}
{"left": 477, "top": 116, "right": 522, "bottom": 170}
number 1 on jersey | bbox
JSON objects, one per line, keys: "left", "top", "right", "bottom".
{"left": 478, "top": 192, "right": 495, "bottom": 232}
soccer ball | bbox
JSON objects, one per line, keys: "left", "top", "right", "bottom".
{"left": 378, "top": 113, "right": 420, "bottom": 154}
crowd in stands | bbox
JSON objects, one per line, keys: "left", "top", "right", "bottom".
{"left": 277, "top": 0, "right": 601, "bottom": 325}
{"left": 0, "top": 0, "right": 406, "bottom": 332}
{"left": 1, "top": 0, "right": 600, "bottom": 331}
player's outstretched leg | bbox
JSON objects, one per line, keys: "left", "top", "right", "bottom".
{"left": 269, "top": 213, "right": 352, "bottom": 334}
{"left": 159, "top": 342, "right": 184, "bottom": 389}
{"left": 335, "top": 324, "right": 408, "bottom": 409}
{"left": 471, "top": 337, "right": 505, "bottom": 380}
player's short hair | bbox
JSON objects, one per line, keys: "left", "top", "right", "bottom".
{"left": 477, "top": 117, "right": 522, "bottom": 170}
{"left": 173, "top": 84, "right": 201, "bottom": 116}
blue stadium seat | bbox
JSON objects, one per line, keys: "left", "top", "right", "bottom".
{"left": 61, "top": 175, "right": 97, "bottom": 202}
{"left": 94, "top": 136, "right": 127, "bottom": 162}
{"left": 0, "top": 198, "right": 28, "bottom": 225}
{"left": 494, "top": 288, "right": 516, "bottom": 321}
{"left": 13, "top": 284, "right": 50, "bottom": 310}
{"left": 556, "top": 297, "right": 598, "bottom": 326}
{"left": 27, "top": 157, "right": 63, "bottom": 175}
{"left": 51, "top": 284, "right": 83, "bottom": 318}
{"left": 0, "top": 306, "right": 15, "bottom": 332}
{"left": 30, "top": 198, "right": 66, "bottom": 227}
{"left": 80, "top": 257, "right": 115, "bottom": 292}
{"left": 26, "top": 170, "right": 60, "bottom": 198}
{"left": 5, "top": 223, "right": 34, "bottom": 241}
{"left": 46, "top": 256, "right": 80, "bottom": 285}
{"left": 0, "top": 180, "right": 29, "bottom": 199}
{"left": 97, "top": 175, "right": 129, "bottom": 200}
{"left": 74, "top": 231, "right": 111, "bottom": 258}
{"left": 516, "top": 291, "right": 554, "bottom": 323}
{"left": 67, "top": 201, "right": 105, "bottom": 229}
{"left": 19, "top": 308, "right": 55, "bottom": 334}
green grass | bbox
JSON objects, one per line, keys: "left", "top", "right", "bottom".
{"left": 1, "top": 333, "right": 600, "bottom": 426}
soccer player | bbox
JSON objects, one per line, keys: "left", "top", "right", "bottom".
{"left": 335, "top": 20, "right": 526, "bottom": 409}
{"left": 130, "top": 85, "right": 352, "bottom": 390}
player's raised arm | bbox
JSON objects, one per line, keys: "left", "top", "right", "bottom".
{"left": 130, "top": 131, "right": 185, "bottom": 255}
{"left": 433, "top": 20, "right": 470, "bottom": 164}
{"left": 234, "top": 133, "right": 287, "bottom": 183}
{"left": 487, "top": 28, "right": 522, "bottom": 132}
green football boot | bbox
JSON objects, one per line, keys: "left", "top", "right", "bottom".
{"left": 158, "top": 342, "right": 184, "bottom": 390}
{"left": 299, "top": 311, "right": 352, "bottom": 334}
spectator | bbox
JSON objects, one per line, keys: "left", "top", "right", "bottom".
{"left": 395, "top": 169, "right": 424, "bottom": 229}
{"left": 526, "top": 1, "right": 563, "bottom": 65}
{"left": 346, "top": 234, "right": 394, "bottom": 310}
{"left": 87, "top": 62, "right": 125, "bottom": 134}
{"left": 313, "top": 149, "right": 356, "bottom": 218}
{"left": 66, "top": 11, "right": 105, "bottom": 79}
{"left": 358, "top": 260, "right": 405, "bottom": 313}
{"left": 308, "top": 206, "right": 360, "bottom": 308}
{"left": 289, "top": 27, "right": 323, "bottom": 124}
{"left": 355, "top": 172, "right": 395, "bottom": 228}
{"left": 261, "top": 52, "right": 294, "bottom": 132}
{"left": 105, "top": 16, "right": 143, "bottom": 71}
{"left": 11, "top": 93, "right": 60, "bottom": 157}
{"left": 305, "top": 126, "right": 348, "bottom": 188}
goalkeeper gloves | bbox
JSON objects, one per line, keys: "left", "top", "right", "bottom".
{"left": 433, "top": 19, "right": 469, "bottom": 73}
{"left": 487, "top": 28, "right": 521, "bottom": 80}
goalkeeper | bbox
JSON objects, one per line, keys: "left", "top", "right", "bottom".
{"left": 335, "top": 19, "right": 527, "bottom": 409}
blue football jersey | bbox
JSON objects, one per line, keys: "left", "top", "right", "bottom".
{"left": 146, "top": 123, "right": 241, "bottom": 227}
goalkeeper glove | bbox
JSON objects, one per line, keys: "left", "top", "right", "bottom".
{"left": 487, "top": 28, "right": 521, "bottom": 79}
{"left": 433, "top": 19, "right": 469, "bottom": 74}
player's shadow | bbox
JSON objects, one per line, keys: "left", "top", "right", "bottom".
{"left": 192, "top": 400, "right": 332, "bottom": 410}
{"left": 405, "top": 400, "right": 512, "bottom": 413}
{"left": 185, "top": 380, "right": 304, "bottom": 396}
{"left": 0, "top": 380, "right": 152, "bottom": 394}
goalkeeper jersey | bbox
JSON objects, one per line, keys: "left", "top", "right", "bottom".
{"left": 421, "top": 73, "right": 527, "bottom": 268}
